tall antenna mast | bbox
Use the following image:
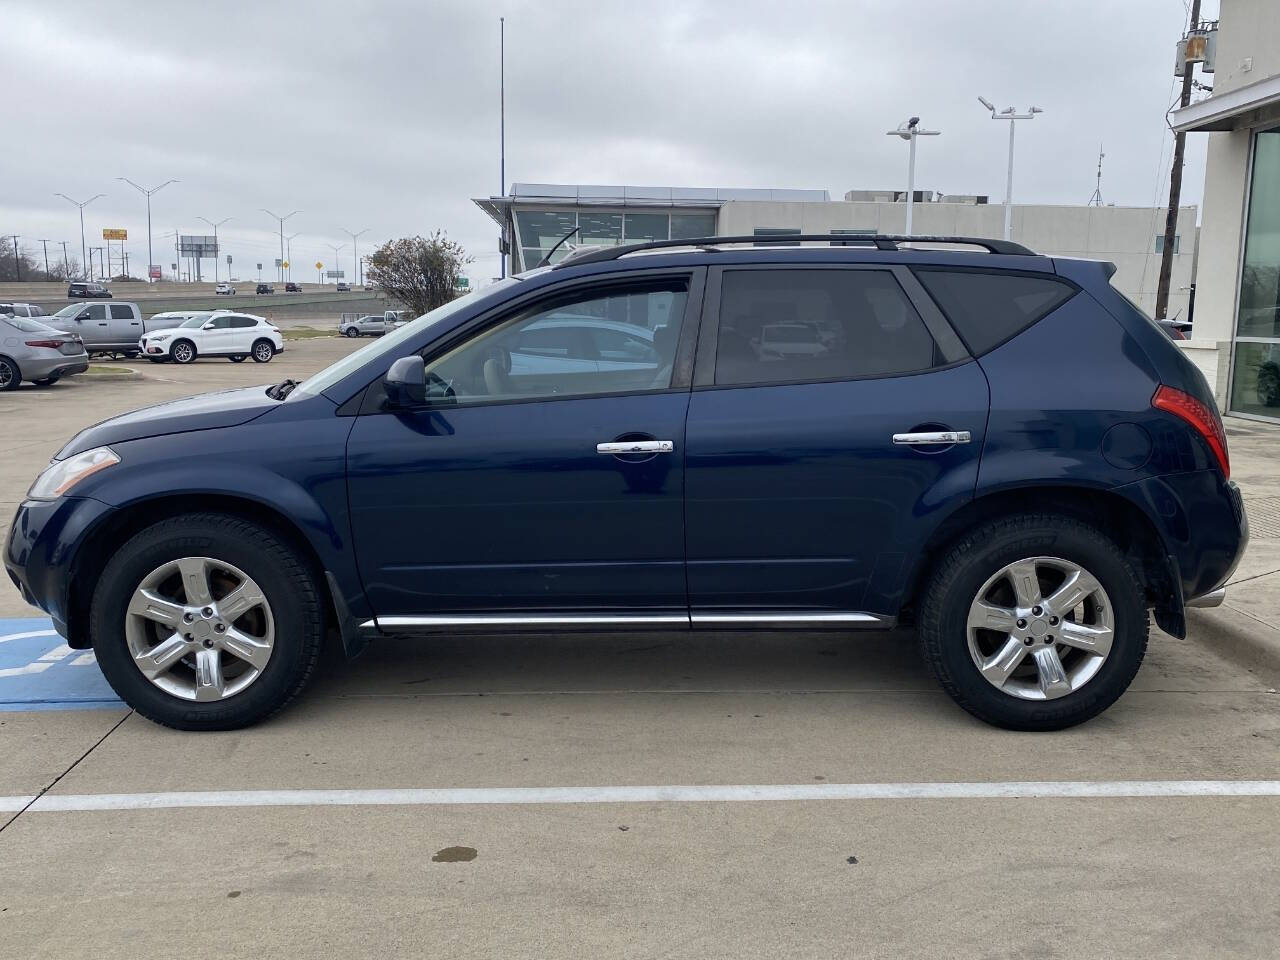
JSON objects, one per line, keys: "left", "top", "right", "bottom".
{"left": 1088, "top": 144, "right": 1105, "bottom": 206}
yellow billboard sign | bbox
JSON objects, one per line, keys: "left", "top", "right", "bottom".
{"left": 102, "top": 228, "right": 127, "bottom": 240}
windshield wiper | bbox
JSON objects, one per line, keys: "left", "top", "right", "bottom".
{"left": 266, "top": 378, "right": 299, "bottom": 400}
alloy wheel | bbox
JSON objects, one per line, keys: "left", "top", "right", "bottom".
{"left": 965, "top": 556, "right": 1114, "bottom": 701}
{"left": 125, "top": 556, "right": 275, "bottom": 702}
{"left": 253, "top": 342, "right": 274, "bottom": 362}
{"left": 0, "top": 359, "right": 14, "bottom": 389}
{"left": 173, "top": 342, "right": 194, "bottom": 364}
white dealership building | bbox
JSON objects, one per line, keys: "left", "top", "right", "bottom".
{"left": 475, "top": 184, "right": 1198, "bottom": 325}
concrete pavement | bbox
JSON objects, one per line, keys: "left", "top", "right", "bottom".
{"left": 2, "top": 344, "right": 1279, "bottom": 957}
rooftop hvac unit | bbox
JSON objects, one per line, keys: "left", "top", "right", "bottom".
{"left": 938, "top": 195, "right": 990, "bottom": 205}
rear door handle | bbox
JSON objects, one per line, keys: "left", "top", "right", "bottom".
{"left": 596, "top": 440, "right": 674, "bottom": 454}
{"left": 892, "top": 430, "right": 971, "bottom": 445}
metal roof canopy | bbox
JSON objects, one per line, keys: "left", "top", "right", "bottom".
{"left": 1171, "top": 73, "right": 1280, "bottom": 132}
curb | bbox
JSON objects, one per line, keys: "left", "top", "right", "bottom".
{"left": 1186, "top": 604, "right": 1280, "bottom": 683}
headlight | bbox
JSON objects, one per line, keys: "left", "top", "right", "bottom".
{"left": 28, "top": 447, "right": 120, "bottom": 501}
{"left": 149, "top": 333, "right": 171, "bottom": 342}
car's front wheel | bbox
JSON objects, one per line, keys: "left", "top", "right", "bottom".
{"left": 170, "top": 340, "right": 197, "bottom": 364}
{"left": 251, "top": 339, "right": 275, "bottom": 363}
{"left": 344, "top": 327, "right": 360, "bottom": 338}
{"left": 89, "top": 513, "right": 324, "bottom": 730}
{"left": 918, "top": 514, "right": 1148, "bottom": 731}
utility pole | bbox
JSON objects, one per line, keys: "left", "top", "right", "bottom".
{"left": 117, "top": 177, "right": 178, "bottom": 283}
{"left": 886, "top": 117, "right": 940, "bottom": 236}
{"left": 1155, "top": 0, "right": 1203, "bottom": 322}
{"left": 10, "top": 236, "right": 20, "bottom": 280}
{"left": 60, "top": 241, "right": 70, "bottom": 278}
{"left": 36, "top": 239, "right": 51, "bottom": 280}
{"left": 261, "top": 208, "right": 300, "bottom": 284}
{"left": 197, "top": 216, "right": 232, "bottom": 284}
{"left": 54, "top": 192, "right": 104, "bottom": 280}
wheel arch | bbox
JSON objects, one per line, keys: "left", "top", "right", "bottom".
{"left": 902, "top": 483, "right": 1175, "bottom": 627}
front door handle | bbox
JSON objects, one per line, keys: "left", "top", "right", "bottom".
{"left": 596, "top": 440, "right": 674, "bottom": 454}
{"left": 892, "top": 430, "right": 971, "bottom": 445}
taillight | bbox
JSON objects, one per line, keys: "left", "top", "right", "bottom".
{"left": 24, "top": 339, "right": 64, "bottom": 348}
{"left": 1153, "top": 384, "right": 1230, "bottom": 478}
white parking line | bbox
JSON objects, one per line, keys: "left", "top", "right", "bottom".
{"left": 4, "top": 780, "right": 1280, "bottom": 813}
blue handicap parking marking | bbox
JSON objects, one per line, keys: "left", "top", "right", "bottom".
{"left": 0, "top": 617, "right": 122, "bottom": 710}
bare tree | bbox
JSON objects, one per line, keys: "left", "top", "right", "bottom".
{"left": 0, "top": 236, "right": 79, "bottom": 282}
{"left": 365, "top": 231, "right": 471, "bottom": 316}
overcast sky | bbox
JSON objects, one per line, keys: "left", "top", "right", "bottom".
{"left": 0, "top": 0, "right": 1216, "bottom": 283}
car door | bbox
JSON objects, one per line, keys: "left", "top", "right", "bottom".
{"left": 345, "top": 269, "right": 704, "bottom": 623}
{"left": 227, "top": 315, "right": 259, "bottom": 352}
{"left": 200, "top": 314, "right": 235, "bottom": 354}
{"left": 683, "top": 263, "right": 988, "bottom": 624}
{"left": 108, "top": 303, "right": 141, "bottom": 346}
{"left": 79, "top": 303, "right": 110, "bottom": 345}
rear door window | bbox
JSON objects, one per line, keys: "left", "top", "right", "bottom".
{"left": 230, "top": 316, "right": 258, "bottom": 328}
{"left": 109, "top": 304, "right": 134, "bottom": 320}
{"left": 712, "top": 268, "right": 941, "bottom": 386}
{"left": 913, "top": 269, "right": 1076, "bottom": 356}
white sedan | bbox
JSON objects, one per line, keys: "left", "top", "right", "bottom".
{"left": 140, "top": 312, "right": 284, "bottom": 364}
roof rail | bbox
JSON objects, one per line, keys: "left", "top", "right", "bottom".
{"left": 554, "top": 233, "right": 1036, "bottom": 268}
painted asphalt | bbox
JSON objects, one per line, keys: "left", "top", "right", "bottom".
{"left": 0, "top": 617, "right": 121, "bottom": 710}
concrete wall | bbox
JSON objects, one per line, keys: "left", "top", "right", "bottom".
{"left": 715, "top": 200, "right": 1198, "bottom": 321}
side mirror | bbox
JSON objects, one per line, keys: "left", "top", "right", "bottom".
{"left": 384, "top": 355, "right": 427, "bottom": 408}
{"left": 203, "top": 322, "right": 216, "bottom": 330}
{"left": 76, "top": 314, "right": 88, "bottom": 322}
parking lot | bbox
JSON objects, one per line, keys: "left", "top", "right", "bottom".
{"left": 3, "top": 340, "right": 1280, "bottom": 958}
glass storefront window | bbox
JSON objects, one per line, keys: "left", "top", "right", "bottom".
{"left": 578, "top": 213, "right": 623, "bottom": 246}
{"left": 670, "top": 213, "right": 716, "bottom": 240}
{"left": 1230, "top": 126, "right": 1280, "bottom": 420}
{"left": 514, "top": 210, "right": 577, "bottom": 267}
{"left": 623, "top": 213, "right": 670, "bottom": 242}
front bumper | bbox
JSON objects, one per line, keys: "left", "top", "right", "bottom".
{"left": 4, "top": 496, "right": 114, "bottom": 645}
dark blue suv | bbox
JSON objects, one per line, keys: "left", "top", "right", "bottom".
{"left": 4, "top": 235, "right": 1247, "bottom": 731}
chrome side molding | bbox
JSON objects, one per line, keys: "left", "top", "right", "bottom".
{"left": 1186, "top": 587, "right": 1226, "bottom": 609}
{"left": 363, "top": 610, "right": 893, "bottom": 631}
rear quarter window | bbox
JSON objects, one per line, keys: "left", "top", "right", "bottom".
{"left": 913, "top": 269, "right": 1076, "bottom": 356}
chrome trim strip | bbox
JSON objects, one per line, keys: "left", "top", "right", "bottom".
{"left": 691, "top": 612, "right": 887, "bottom": 625}
{"left": 892, "top": 430, "right": 971, "bottom": 445}
{"left": 363, "top": 614, "right": 690, "bottom": 630}
{"left": 1186, "top": 587, "right": 1226, "bottom": 609}
{"left": 596, "top": 440, "right": 674, "bottom": 454}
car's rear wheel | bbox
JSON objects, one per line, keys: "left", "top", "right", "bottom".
{"left": 251, "top": 339, "right": 275, "bottom": 363}
{"left": 229, "top": 355, "right": 246, "bottom": 363}
{"left": 0, "top": 356, "right": 20, "bottom": 391}
{"left": 918, "top": 514, "right": 1148, "bottom": 731}
{"left": 171, "top": 340, "right": 196, "bottom": 364}
{"left": 90, "top": 513, "right": 324, "bottom": 730}
{"left": 344, "top": 327, "right": 360, "bottom": 338}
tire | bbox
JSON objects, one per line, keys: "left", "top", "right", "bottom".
{"left": 170, "top": 340, "right": 197, "bottom": 364}
{"left": 0, "top": 355, "right": 20, "bottom": 391}
{"left": 917, "top": 514, "right": 1148, "bottom": 731}
{"left": 89, "top": 513, "right": 324, "bottom": 730}
{"left": 229, "top": 355, "right": 246, "bottom": 363}
{"left": 33, "top": 375, "right": 60, "bottom": 387}
{"left": 344, "top": 327, "right": 360, "bottom": 338}
{"left": 251, "top": 339, "right": 275, "bottom": 363}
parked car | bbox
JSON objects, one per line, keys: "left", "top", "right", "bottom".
{"left": 215, "top": 282, "right": 235, "bottom": 296}
{"left": 336, "top": 281, "right": 351, "bottom": 292}
{"left": 339, "top": 311, "right": 406, "bottom": 337}
{"left": 0, "top": 302, "right": 47, "bottom": 318}
{"left": 67, "top": 281, "right": 111, "bottom": 299}
{"left": 4, "top": 234, "right": 1246, "bottom": 732}
{"left": 285, "top": 282, "right": 302, "bottom": 293}
{"left": 46, "top": 301, "right": 147, "bottom": 356}
{"left": 256, "top": 283, "right": 274, "bottom": 294}
{"left": 140, "top": 312, "right": 283, "bottom": 364}
{"left": 0, "top": 314, "right": 89, "bottom": 390}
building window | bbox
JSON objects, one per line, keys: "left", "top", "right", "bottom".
{"left": 1154, "top": 234, "right": 1181, "bottom": 254}
{"left": 670, "top": 213, "right": 716, "bottom": 240}
{"left": 578, "top": 213, "right": 623, "bottom": 247}
{"left": 753, "top": 228, "right": 801, "bottom": 247}
{"left": 831, "top": 228, "right": 877, "bottom": 247}
{"left": 623, "top": 213, "right": 670, "bottom": 243}
{"left": 1229, "top": 125, "right": 1280, "bottom": 419}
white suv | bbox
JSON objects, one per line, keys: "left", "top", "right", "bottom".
{"left": 215, "top": 282, "right": 235, "bottom": 295}
{"left": 140, "top": 313, "right": 284, "bottom": 364}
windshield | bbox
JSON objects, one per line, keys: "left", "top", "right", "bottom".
{"left": 179, "top": 314, "right": 213, "bottom": 328}
{"left": 291, "top": 280, "right": 521, "bottom": 399}
{"left": 52, "top": 304, "right": 83, "bottom": 319}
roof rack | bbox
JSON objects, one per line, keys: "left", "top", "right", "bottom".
{"left": 554, "top": 233, "right": 1036, "bottom": 268}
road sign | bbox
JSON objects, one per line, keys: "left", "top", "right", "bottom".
{"left": 326, "top": 270, "right": 345, "bottom": 278}
{"left": 148, "top": 265, "right": 161, "bottom": 279}
{"left": 282, "top": 260, "right": 289, "bottom": 269}
{"left": 257, "top": 263, "right": 263, "bottom": 271}
{"left": 456, "top": 276, "right": 470, "bottom": 289}
{"left": 274, "top": 258, "right": 282, "bottom": 268}
{"left": 226, "top": 254, "right": 232, "bottom": 265}
{"left": 179, "top": 235, "right": 218, "bottom": 257}
{"left": 315, "top": 261, "right": 323, "bottom": 270}
{"left": 102, "top": 228, "right": 127, "bottom": 240}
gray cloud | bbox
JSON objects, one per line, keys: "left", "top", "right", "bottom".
{"left": 0, "top": 0, "right": 1212, "bottom": 282}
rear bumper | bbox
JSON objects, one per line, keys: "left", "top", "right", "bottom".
{"left": 22, "top": 353, "right": 89, "bottom": 380}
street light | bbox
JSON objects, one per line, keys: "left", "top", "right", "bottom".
{"left": 885, "top": 117, "right": 940, "bottom": 236}
{"left": 285, "top": 233, "right": 301, "bottom": 281}
{"left": 117, "top": 178, "right": 178, "bottom": 282}
{"left": 327, "top": 243, "right": 344, "bottom": 285}
{"left": 978, "top": 98, "right": 1043, "bottom": 241}
{"left": 197, "top": 216, "right": 232, "bottom": 284}
{"left": 341, "top": 227, "right": 368, "bottom": 286}
{"left": 54, "top": 192, "right": 105, "bottom": 280}
{"left": 260, "top": 208, "right": 300, "bottom": 284}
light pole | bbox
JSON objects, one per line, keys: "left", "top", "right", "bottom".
{"left": 327, "top": 243, "right": 344, "bottom": 285}
{"left": 885, "top": 117, "right": 940, "bottom": 236}
{"left": 285, "top": 233, "right": 301, "bottom": 281}
{"left": 197, "top": 216, "right": 232, "bottom": 283}
{"left": 261, "top": 208, "right": 300, "bottom": 284}
{"left": 117, "top": 177, "right": 178, "bottom": 282}
{"left": 978, "top": 98, "right": 1042, "bottom": 241}
{"left": 34, "top": 239, "right": 51, "bottom": 280}
{"left": 54, "top": 192, "right": 105, "bottom": 280}
{"left": 341, "top": 227, "right": 368, "bottom": 286}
